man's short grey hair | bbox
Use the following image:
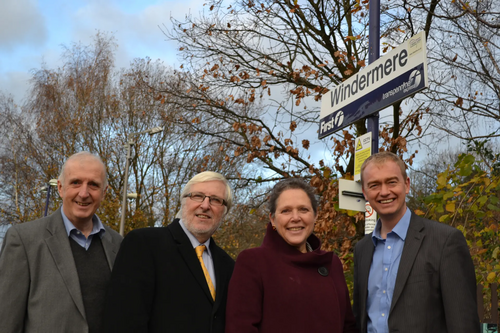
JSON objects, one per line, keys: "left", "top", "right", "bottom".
{"left": 58, "top": 151, "right": 108, "bottom": 187}
{"left": 175, "top": 171, "right": 233, "bottom": 218}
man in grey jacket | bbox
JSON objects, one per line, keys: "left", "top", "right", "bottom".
{"left": 353, "top": 151, "right": 479, "bottom": 333}
{"left": 0, "top": 152, "right": 122, "bottom": 333}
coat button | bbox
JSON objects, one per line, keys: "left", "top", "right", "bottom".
{"left": 318, "top": 266, "right": 329, "bottom": 276}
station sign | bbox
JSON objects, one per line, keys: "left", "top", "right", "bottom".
{"left": 319, "top": 31, "right": 428, "bottom": 139}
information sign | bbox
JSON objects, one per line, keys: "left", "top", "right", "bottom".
{"left": 354, "top": 132, "right": 372, "bottom": 182}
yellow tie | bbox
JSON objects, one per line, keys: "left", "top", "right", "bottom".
{"left": 195, "top": 245, "right": 216, "bottom": 300}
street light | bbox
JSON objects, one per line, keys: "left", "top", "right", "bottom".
{"left": 119, "top": 126, "right": 163, "bottom": 236}
{"left": 44, "top": 179, "right": 58, "bottom": 217}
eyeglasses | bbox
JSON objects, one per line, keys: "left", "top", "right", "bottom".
{"left": 184, "top": 192, "right": 227, "bottom": 207}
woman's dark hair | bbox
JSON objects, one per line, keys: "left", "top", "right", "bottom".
{"left": 267, "top": 178, "right": 318, "bottom": 216}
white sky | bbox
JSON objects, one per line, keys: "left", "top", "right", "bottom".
{"left": 0, "top": 0, "right": 205, "bottom": 104}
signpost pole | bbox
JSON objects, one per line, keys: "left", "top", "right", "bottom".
{"left": 363, "top": 0, "right": 381, "bottom": 234}
{"left": 367, "top": 0, "right": 381, "bottom": 154}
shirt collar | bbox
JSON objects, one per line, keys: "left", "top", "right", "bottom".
{"left": 60, "top": 205, "right": 106, "bottom": 237}
{"left": 179, "top": 219, "right": 212, "bottom": 256}
{"left": 371, "top": 207, "right": 411, "bottom": 246}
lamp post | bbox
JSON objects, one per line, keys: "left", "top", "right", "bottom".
{"left": 119, "top": 126, "right": 163, "bottom": 236}
{"left": 43, "top": 179, "right": 58, "bottom": 217}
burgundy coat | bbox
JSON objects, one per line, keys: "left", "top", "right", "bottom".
{"left": 226, "top": 223, "right": 358, "bottom": 333}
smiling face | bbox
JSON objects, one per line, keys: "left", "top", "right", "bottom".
{"left": 270, "top": 189, "right": 316, "bottom": 253}
{"left": 362, "top": 159, "right": 410, "bottom": 226}
{"left": 58, "top": 156, "right": 107, "bottom": 229}
{"left": 181, "top": 180, "right": 227, "bottom": 243}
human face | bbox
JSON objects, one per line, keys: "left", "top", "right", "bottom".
{"left": 362, "top": 160, "right": 410, "bottom": 225}
{"left": 58, "top": 157, "right": 107, "bottom": 228}
{"left": 270, "top": 189, "right": 316, "bottom": 253}
{"left": 181, "top": 180, "right": 227, "bottom": 243}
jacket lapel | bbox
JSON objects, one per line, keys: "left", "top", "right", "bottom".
{"left": 210, "top": 240, "right": 230, "bottom": 311}
{"left": 101, "top": 226, "right": 120, "bottom": 270}
{"left": 169, "top": 219, "right": 215, "bottom": 303}
{"left": 390, "top": 213, "right": 425, "bottom": 314}
{"left": 44, "top": 209, "right": 86, "bottom": 320}
{"left": 358, "top": 236, "right": 375, "bottom": 329}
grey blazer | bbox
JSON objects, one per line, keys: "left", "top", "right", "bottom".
{"left": 0, "top": 208, "right": 122, "bottom": 333}
{"left": 353, "top": 212, "right": 480, "bottom": 333}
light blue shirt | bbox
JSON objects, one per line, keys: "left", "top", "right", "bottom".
{"left": 179, "top": 219, "right": 217, "bottom": 289}
{"left": 0, "top": 224, "right": 12, "bottom": 254}
{"left": 61, "top": 206, "right": 106, "bottom": 250}
{"left": 367, "top": 208, "right": 411, "bottom": 333}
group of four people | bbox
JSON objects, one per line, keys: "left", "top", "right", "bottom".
{"left": 0, "top": 151, "right": 479, "bottom": 332}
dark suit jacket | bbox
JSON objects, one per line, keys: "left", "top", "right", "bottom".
{"left": 0, "top": 208, "right": 122, "bottom": 333}
{"left": 101, "top": 219, "right": 235, "bottom": 333}
{"left": 352, "top": 212, "right": 479, "bottom": 333}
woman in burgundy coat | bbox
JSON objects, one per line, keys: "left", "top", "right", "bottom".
{"left": 226, "top": 178, "right": 358, "bottom": 333}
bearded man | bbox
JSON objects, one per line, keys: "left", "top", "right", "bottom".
{"left": 102, "top": 171, "right": 235, "bottom": 333}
